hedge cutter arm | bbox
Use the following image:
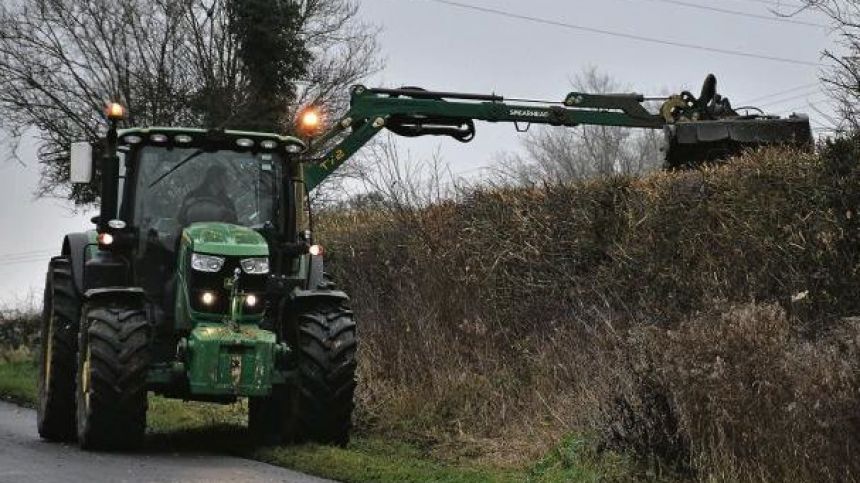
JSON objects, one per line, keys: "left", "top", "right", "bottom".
{"left": 302, "top": 84, "right": 668, "bottom": 190}
{"left": 302, "top": 75, "right": 812, "bottom": 190}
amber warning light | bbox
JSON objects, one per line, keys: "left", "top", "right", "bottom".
{"left": 298, "top": 107, "right": 322, "bottom": 136}
{"left": 105, "top": 102, "right": 126, "bottom": 121}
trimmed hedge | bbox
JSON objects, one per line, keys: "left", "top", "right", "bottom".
{"left": 318, "top": 140, "right": 860, "bottom": 479}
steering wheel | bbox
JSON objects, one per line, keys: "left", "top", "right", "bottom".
{"left": 178, "top": 195, "right": 238, "bottom": 226}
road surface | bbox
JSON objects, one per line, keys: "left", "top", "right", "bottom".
{"left": 0, "top": 401, "right": 333, "bottom": 483}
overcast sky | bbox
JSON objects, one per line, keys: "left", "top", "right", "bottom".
{"left": 0, "top": 0, "right": 838, "bottom": 306}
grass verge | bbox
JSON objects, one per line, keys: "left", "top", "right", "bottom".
{"left": 0, "top": 358, "right": 37, "bottom": 406}
{"left": 0, "top": 359, "right": 616, "bottom": 482}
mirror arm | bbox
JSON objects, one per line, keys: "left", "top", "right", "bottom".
{"left": 97, "top": 121, "right": 120, "bottom": 232}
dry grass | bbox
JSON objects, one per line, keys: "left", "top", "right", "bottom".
{"left": 0, "top": 303, "right": 39, "bottom": 362}
{"left": 317, "top": 139, "right": 860, "bottom": 480}
{"left": 595, "top": 304, "right": 860, "bottom": 481}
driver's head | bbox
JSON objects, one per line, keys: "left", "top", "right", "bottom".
{"left": 202, "top": 164, "right": 228, "bottom": 193}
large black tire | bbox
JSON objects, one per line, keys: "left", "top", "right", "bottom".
{"left": 76, "top": 304, "right": 150, "bottom": 450}
{"left": 37, "top": 258, "right": 81, "bottom": 442}
{"left": 250, "top": 300, "right": 357, "bottom": 446}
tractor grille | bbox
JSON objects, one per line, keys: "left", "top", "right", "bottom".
{"left": 188, "top": 256, "right": 267, "bottom": 315}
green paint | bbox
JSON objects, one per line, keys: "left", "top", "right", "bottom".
{"left": 174, "top": 240, "right": 193, "bottom": 331}
{"left": 174, "top": 231, "right": 266, "bottom": 331}
{"left": 304, "top": 120, "right": 384, "bottom": 191}
{"left": 186, "top": 323, "right": 277, "bottom": 396}
{"left": 183, "top": 222, "right": 269, "bottom": 257}
{"left": 174, "top": 252, "right": 191, "bottom": 331}
{"left": 225, "top": 273, "right": 245, "bottom": 324}
{"left": 171, "top": 224, "right": 278, "bottom": 396}
{"left": 84, "top": 230, "right": 99, "bottom": 259}
{"left": 303, "top": 85, "right": 666, "bottom": 190}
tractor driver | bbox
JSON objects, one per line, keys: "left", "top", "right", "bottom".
{"left": 177, "top": 164, "right": 239, "bottom": 226}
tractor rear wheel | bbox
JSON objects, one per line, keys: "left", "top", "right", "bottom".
{"left": 76, "top": 304, "right": 150, "bottom": 450}
{"left": 37, "top": 258, "right": 81, "bottom": 442}
{"left": 250, "top": 300, "right": 357, "bottom": 446}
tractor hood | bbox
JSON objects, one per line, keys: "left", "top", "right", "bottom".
{"left": 183, "top": 223, "right": 269, "bottom": 257}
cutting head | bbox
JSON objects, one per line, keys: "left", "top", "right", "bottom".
{"left": 661, "top": 75, "right": 813, "bottom": 169}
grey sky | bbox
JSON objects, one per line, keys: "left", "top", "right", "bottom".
{"left": 0, "top": 0, "right": 838, "bottom": 305}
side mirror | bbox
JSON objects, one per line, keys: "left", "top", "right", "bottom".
{"left": 70, "top": 142, "right": 93, "bottom": 183}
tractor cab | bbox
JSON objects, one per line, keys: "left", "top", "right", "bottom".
{"left": 111, "top": 129, "right": 302, "bottom": 303}
{"left": 113, "top": 127, "right": 305, "bottom": 230}
{"left": 84, "top": 128, "right": 315, "bottom": 365}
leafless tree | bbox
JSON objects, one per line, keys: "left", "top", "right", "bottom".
{"left": 494, "top": 67, "right": 663, "bottom": 185}
{"left": 792, "top": 1, "right": 859, "bottom": 131}
{"left": 326, "top": 135, "right": 460, "bottom": 211}
{"left": 291, "top": 1, "right": 380, "bottom": 120}
{"left": 0, "top": 0, "right": 379, "bottom": 204}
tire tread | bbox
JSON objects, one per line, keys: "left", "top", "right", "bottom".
{"left": 37, "top": 258, "right": 81, "bottom": 442}
{"left": 77, "top": 304, "right": 150, "bottom": 450}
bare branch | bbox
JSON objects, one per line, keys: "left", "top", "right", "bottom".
{"left": 497, "top": 67, "right": 663, "bottom": 185}
{"left": 796, "top": 1, "right": 860, "bottom": 131}
{"left": 0, "top": 0, "right": 380, "bottom": 204}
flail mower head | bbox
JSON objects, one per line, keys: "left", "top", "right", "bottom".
{"left": 661, "top": 74, "right": 813, "bottom": 169}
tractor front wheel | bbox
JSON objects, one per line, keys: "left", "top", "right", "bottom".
{"left": 250, "top": 300, "right": 357, "bottom": 446}
{"left": 76, "top": 304, "right": 150, "bottom": 450}
{"left": 37, "top": 258, "right": 81, "bottom": 442}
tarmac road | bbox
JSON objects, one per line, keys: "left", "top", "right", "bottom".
{"left": 0, "top": 401, "right": 333, "bottom": 483}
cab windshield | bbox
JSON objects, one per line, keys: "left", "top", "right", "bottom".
{"left": 132, "top": 145, "right": 283, "bottom": 245}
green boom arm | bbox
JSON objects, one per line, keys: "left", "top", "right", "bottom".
{"left": 302, "top": 85, "right": 667, "bottom": 190}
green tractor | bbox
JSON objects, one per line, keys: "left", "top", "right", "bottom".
{"left": 38, "top": 104, "right": 356, "bottom": 449}
{"left": 37, "top": 74, "right": 810, "bottom": 451}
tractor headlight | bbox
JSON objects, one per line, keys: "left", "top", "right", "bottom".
{"left": 191, "top": 253, "right": 225, "bottom": 273}
{"left": 201, "top": 291, "right": 216, "bottom": 306}
{"left": 240, "top": 257, "right": 269, "bottom": 274}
